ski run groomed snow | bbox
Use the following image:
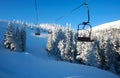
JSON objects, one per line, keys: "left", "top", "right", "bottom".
{"left": 0, "top": 20, "right": 119, "bottom": 78}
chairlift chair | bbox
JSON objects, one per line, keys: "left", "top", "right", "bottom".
{"left": 77, "top": 22, "right": 94, "bottom": 42}
{"left": 35, "top": 26, "right": 40, "bottom": 35}
{"left": 48, "top": 29, "right": 52, "bottom": 34}
{"left": 76, "top": 3, "right": 94, "bottom": 42}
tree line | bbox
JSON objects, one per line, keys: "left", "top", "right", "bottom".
{"left": 3, "top": 21, "right": 26, "bottom": 51}
{"left": 46, "top": 24, "right": 120, "bottom": 76}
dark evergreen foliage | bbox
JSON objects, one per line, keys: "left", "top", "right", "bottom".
{"left": 3, "top": 21, "right": 26, "bottom": 52}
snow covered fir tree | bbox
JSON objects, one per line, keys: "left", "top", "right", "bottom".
{"left": 1, "top": 0, "right": 120, "bottom": 77}
{"left": 46, "top": 22, "right": 120, "bottom": 75}
{"left": 1, "top": 20, "right": 120, "bottom": 77}
{"left": 3, "top": 21, "right": 26, "bottom": 51}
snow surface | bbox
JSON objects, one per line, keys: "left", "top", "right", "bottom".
{"left": 92, "top": 20, "right": 120, "bottom": 32}
{"left": 0, "top": 20, "right": 119, "bottom": 78}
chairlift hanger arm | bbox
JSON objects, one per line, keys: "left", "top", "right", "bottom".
{"left": 72, "top": 3, "right": 90, "bottom": 25}
{"left": 35, "top": 0, "right": 39, "bottom": 25}
{"left": 76, "top": 3, "right": 91, "bottom": 31}
{"left": 84, "top": 3, "right": 90, "bottom": 24}
{"left": 34, "top": 0, "right": 40, "bottom": 35}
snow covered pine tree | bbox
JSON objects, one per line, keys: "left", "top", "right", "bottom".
{"left": 3, "top": 21, "right": 26, "bottom": 51}
{"left": 20, "top": 23, "right": 26, "bottom": 51}
{"left": 3, "top": 21, "right": 16, "bottom": 51}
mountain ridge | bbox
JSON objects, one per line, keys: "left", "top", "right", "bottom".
{"left": 92, "top": 20, "right": 120, "bottom": 32}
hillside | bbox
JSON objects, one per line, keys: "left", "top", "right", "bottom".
{"left": 45, "top": 20, "right": 120, "bottom": 76}
{"left": 92, "top": 20, "right": 120, "bottom": 32}
{"left": 0, "top": 20, "right": 119, "bottom": 78}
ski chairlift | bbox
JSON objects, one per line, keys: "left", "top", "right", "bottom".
{"left": 35, "top": 25, "right": 40, "bottom": 35}
{"left": 77, "top": 22, "right": 94, "bottom": 42}
{"left": 76, "top": 3, "right": 94, "bottom": 42}
{"left": 48, "top": 29, "right": 52, "bottom": 34}
{"left": 34, "top": 0, "right": 40, "bottom": 35}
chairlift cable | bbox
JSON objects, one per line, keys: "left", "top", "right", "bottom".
{"left": 71, "top": 3, "right": 85, "bottom": 13}
{"left": 55, "top": 0, "right": 91, "bottom": 22}
{"left": 35, "top": 0, "right": 39, "bottom": 25}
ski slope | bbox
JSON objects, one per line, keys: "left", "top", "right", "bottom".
{"left": 92, "top": 20, "right": 120, "bottom": 32}
{"left": 0, "top": 21, "right": 119, "bottom": 78}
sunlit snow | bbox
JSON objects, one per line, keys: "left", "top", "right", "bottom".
{"left": 0, "top": 20, "right": 119, "bottom": 78}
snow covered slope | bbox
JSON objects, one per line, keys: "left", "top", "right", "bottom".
{"left": 0, "top": 20, "right": 119, "bottom": 78}
{"left": 92, "top": 20, "right": 120, "bottom": 32}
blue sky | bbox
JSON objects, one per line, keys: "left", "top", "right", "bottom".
{"left": 0, "top": 0, "right": 120, "bottom": 29}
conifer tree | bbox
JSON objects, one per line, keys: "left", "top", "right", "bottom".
{"left": 4, "top": 21, "right": 15, "bottom": 50}
{"left": 20, "top": 23, "right": 26, "bottom": 51}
